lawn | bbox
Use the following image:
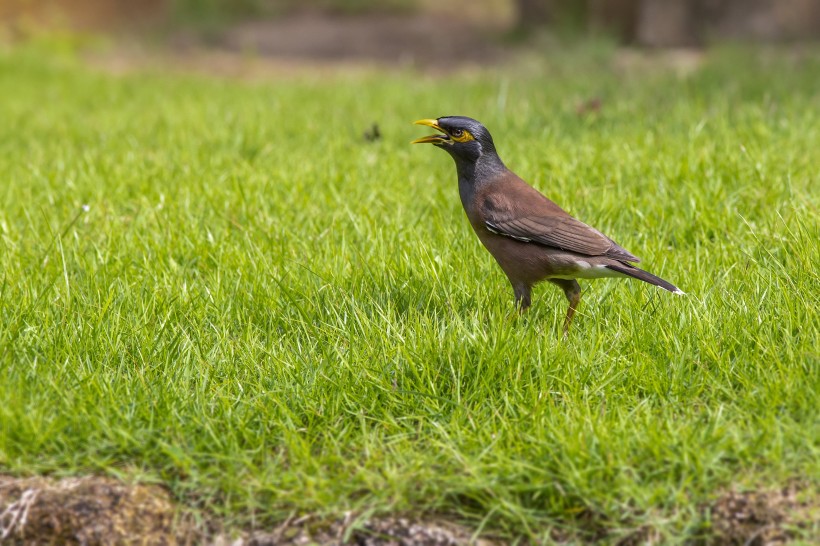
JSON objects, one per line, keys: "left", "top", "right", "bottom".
{"left": 0, "top": 43, "right": 818, "bottom": 542}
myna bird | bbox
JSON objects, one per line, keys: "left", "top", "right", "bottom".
{"left": 413, "top": 116, "right": 683, "bottom": 335}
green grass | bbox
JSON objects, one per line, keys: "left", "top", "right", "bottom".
{"left": 0, "top": 44, "right": 818, "bottom": 542}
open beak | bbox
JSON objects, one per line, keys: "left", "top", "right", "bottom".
{"left": 411, "top": 118, "right": 450, "bottom": 144}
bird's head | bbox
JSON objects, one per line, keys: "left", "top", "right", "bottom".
{"left": 412, "top": 116, "right": 498, "bottom": 164}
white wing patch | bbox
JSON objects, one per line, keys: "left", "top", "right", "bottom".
{"left": 550, "top": 264, "right": 625, "bottom": 280}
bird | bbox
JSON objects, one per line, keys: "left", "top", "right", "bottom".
{"left": 412, "top": 116, "right": 683, "bottom": 336}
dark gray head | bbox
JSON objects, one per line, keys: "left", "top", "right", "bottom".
{"left": 412, "top": 116, "right": 501, "bottom": 166}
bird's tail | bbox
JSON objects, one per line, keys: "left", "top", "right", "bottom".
{"left": 605, "top": 262, "right": 684, "bottom": 295}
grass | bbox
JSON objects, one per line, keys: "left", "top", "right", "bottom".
{"left": 0, "top": 43, "right": 818, "bottom": 542}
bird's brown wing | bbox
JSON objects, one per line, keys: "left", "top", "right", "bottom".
{"left": 477, "top": 173, "right": 641, "bottom": 262}
{"left": 485, "top": 215, "right": 641, "bottom": 262}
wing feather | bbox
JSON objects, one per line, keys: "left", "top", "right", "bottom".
{"left": 477, "top": 175, "right": 641, "bottom": 262}
{"left": 485, "top": 215, "right": 640, "bottom": 262}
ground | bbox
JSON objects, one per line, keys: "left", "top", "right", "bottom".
{"left": 0, "top": 15, "right": 818, "bottom": 545}
{"left": 2, "top": 476, "right": 816, "bottom": 544}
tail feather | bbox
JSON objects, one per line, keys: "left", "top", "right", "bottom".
{"left": 605, "top": 262, "right": 684, "bottom": 295}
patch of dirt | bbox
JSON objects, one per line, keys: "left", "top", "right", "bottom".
{"left": 0, "top": 475, "right": 199, "bottom": 545}
{"left": 0, "top": 475, "right": 496, "bottom": 545}
{"left": 706, "top": 483, "right": 819, "bottom": 545}
{"left": 218, "top": 515, "right": 500, "bottom": 546}
{"left": 82, "top": 12, "right": 516, "bottom": 79}
{"left": 205, "top": 13, "right": 509, "bottom": 68}
{"left": 2, "top": 474, "right": 817, "bottom": 545}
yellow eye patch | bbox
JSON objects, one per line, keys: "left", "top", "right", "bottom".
{"left": 450, "top": 130, "right": 475, "bottom": 143}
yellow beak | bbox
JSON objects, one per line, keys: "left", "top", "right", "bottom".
{"left": 411, "top": 118, "right": 448, "bottom": 144}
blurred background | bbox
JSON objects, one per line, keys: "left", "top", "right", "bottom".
{"left": 2, "top": 0, "right": 819, "bottom": 70}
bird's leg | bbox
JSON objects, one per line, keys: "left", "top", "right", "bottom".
{"left": 562, "top": 281, "right": 582, "bottom": 337}
{"left": 513, "top": 283, "right": 532, "bottom": 316}
{"left": 563, "top": 289, "right": 581, "bottom": 337}
{"left": 549, "top": 279, "right": 581, "bottom": 337}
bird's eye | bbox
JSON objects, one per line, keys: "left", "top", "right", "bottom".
{"left": 451, "top": 129, "right": 463, "bottom": 138}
